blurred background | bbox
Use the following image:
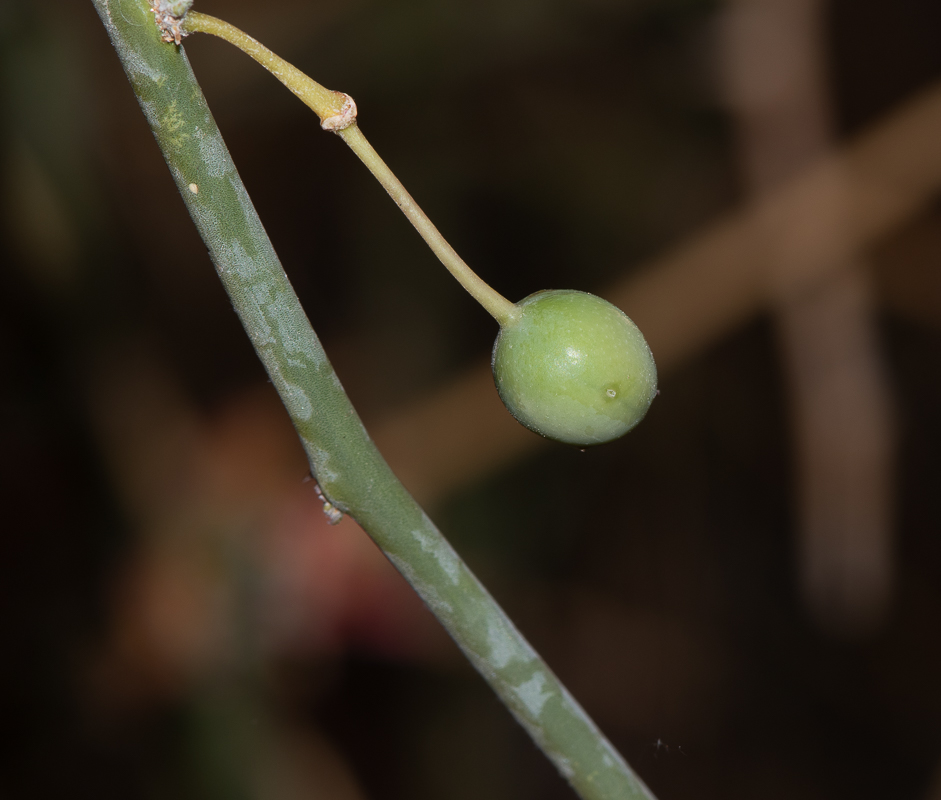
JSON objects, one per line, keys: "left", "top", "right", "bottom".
{"left": 2, "top": 0, "right": 941, "bottom": 797}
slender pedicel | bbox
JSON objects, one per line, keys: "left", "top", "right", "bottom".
{"left": 181, "top": 10, "right": 519, "bottom": 326}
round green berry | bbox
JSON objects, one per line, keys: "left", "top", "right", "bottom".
{"left": 492, "top": 290, "right": 657, "bottom": 446}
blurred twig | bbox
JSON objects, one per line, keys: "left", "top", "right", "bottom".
{"left": 720, "top": 0, "right": 894, "bottom": 635}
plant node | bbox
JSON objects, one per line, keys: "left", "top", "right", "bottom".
{"left": 149, "top": 0, "right": 192, "bottom": 45}
{"left": 321, "top": 93, "right": 358, "bottom": 132}
{"left": 313, "top": 481, "right": 344, "bottom": 525}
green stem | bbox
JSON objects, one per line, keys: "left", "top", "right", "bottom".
{"left": 183, "top": 10, "right": 518, "bottom": 326}
{"left": 92, "top": 2, "right": 656, "bottom": 798}
{"left": 183, "top": 11, "right": 346, "bottom": 121}
{"left": 338, "top": 124, "right": 518, "bottom": 325}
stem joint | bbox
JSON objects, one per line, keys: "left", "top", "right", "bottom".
{"left": 321, "top": 93, "right": 358, "bottom": 132}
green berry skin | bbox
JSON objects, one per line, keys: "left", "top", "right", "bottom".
{"left": 492, "top": 290, "right": 657, "bottom": 446}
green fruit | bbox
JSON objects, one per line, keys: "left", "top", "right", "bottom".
{"left": 492, "top": 290, "right": 657, "bottom": 446}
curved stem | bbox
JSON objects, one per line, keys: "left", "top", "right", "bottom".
{"left": 338, "top": 124, "right": 518, "bottom": 325}
{"left": 183, "top": 11, "right": 345, "bottom": 122}
{"left": 182, "top": 10, "right": 518, "bottom": 326}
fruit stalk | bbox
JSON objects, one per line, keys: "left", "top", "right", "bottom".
{"left": 182, "top": 9, "right": 518, "bottom": 326}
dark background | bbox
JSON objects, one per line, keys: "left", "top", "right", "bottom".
{"left": 2, "top": 0, "right": 941, "bottom": 798}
